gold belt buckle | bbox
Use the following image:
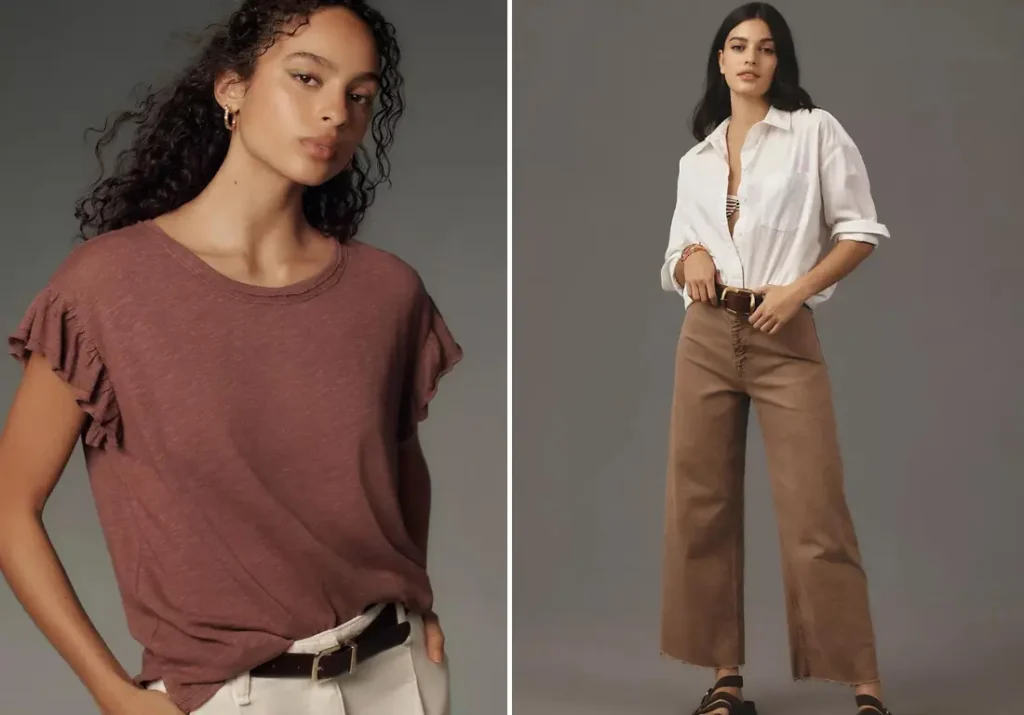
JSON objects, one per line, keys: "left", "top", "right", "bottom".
{"left": 310, "top": 641, "right": 358, "bottom": 682}
{"left": 720, "top": 286, "right": 756, "bottom": 315}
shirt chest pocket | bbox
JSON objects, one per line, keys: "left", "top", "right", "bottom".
{"left": 751, "top": 170, "right": 811, "bottom": 232}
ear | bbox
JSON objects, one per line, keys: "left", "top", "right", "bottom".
{"left": 717, "top": 49, "right": 724, "bottom": 74}
{"left": 213, "top": 69, "right": 248, "bottom": 113}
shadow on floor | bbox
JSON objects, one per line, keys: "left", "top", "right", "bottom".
{"left": 513, "top": 637, "right": 1022, "bottom": 715}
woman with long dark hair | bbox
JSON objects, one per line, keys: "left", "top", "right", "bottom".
{"left": 659, "top": 4, "right": 893, "bottom": 715}
{"left": 0, "top": 2, "right": 460, "bottom": 714}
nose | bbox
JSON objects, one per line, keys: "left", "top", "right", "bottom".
{"left": 319, "top": 97, "right": 349, "bottom": 127}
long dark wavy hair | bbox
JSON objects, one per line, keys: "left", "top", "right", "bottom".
{"left": 691, "top": 2, "right": 815, "bottom": 142}
{"left": 74, "top": 0, "right": 404, "bottom": 242}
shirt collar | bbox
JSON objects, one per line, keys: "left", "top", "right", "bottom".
{"left": 695, "top": 105, "right": 792, "bottom": 154}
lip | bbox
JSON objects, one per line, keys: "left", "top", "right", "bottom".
{"left": 301, "top": 137, "right": 338, "bottom": 161}
{"left": 738, "top": 72, "right": 759, "bottom": 80}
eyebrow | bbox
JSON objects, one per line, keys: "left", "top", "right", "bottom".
{"left": 284, "top": 51, "right": 381, "bottom": 83}
{"left": 286, "top": 51, "right": 337, "bottom": 69}
{"left": 728, "top": 36, "right": 774, "bottom": 43}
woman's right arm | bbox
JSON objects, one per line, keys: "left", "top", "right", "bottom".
{"left": 0, "top": 353, "right": 181, "bottom": 714}
{"left": 661, "top": 156, "right": 718, "bottom": 304}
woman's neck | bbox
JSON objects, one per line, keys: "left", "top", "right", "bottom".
{"left": 176, "top": 137, "right": 312, "bottom": 253}
{"left": 728, "top": 95, "right": 771, "bottom": 133}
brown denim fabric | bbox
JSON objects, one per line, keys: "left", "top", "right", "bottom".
{"left": 660, "top": 301, "right": 879, "bottom": 684}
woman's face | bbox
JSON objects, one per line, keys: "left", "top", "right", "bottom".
{"left": 718, "top": 18, "right": 777, "bottom": 100}
{"left": 218, "top": 7, "right": 381, "bottom": 187}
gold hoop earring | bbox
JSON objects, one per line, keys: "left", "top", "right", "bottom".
{"left": 223, "top": 106, "right": 237, "bottom": 131}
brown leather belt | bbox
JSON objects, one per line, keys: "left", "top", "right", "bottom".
{"left": 715, "top": 284, "right": 764, "bottom": 316}
{"left": 249, "top": 603, "right": 411, "bottom": 681}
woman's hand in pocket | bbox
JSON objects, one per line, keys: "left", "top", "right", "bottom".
{"left": 103, "top": 687, "right": 185, "bottom": 715}
{"left": 422, "top": 611, "right": 446, "bottom": 664}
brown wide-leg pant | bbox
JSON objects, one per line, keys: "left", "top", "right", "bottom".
{"left": 660, "top": 301, "right": 879, "bottom": 684}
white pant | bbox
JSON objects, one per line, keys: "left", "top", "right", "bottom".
{"left": 148, "top": 603, "right": 450, "bottom": 714}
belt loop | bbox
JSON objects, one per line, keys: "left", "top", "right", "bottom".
{"left": 230, "top": 671, "right": 252, "bottom": 706}
{"left": 395, "top": 601, "right": 408, "bottom": 623}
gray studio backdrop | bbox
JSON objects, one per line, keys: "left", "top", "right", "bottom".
{"left": 514, "top": 2, "right": 1022, "bottom": 715}
{"left": 0, "top": 1, "right": 505, "bottom": 713}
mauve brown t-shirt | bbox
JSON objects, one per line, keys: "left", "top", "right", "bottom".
{"left": 7, "top": 220, "right": 462, "bottom": 713}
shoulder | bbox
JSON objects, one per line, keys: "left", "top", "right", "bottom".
{"left": 679, "top": 138, "right": 709, "bottom": 165}
{"left": 343, "top": 241, "right": 451, "bottom": 347}
{"left": 676, "top": 140, "right": 711, "bottom": 179}
{"left": 793, "top": 108, "right": 858, "bottom": 151}
{"left": 10, "top": 224, "right": 153, "bottom": 372}
{"left": 43, "top": 223, "right": 156, "bottom": 301}
{"left": 788, "top": 107, "right": 838, "bottom": 130}
{"left": 345, "top": 239, "right": 428, "bottom": 305}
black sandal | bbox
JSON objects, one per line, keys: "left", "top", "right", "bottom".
{"left": 691, "top": 674, "right": 757, "bottom": 715}
{"left": 855, "top": 694, "right": 893, "bottom": 715}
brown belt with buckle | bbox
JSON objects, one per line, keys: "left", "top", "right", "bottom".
{"left": 249, "top": 603, "right": 411, "bottom": 682}
{"left": 715, "top": 284, "right": 764, "bottom": 316}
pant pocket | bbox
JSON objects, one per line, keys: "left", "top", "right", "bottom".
{"left": 335, "top": 608, "right": 451, "bottom": 715}
{"left": 404, "top": 612, "right": 451, "bottom": 715}
{"left": 146, "top": 679, "right": 243, "bottom": 715}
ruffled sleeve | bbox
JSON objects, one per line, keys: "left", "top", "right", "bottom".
{"left": 398, "top": 289, "right": 463, "bottom": 443}
{"left": 8, "top": 286, "right": 122, "bottom": 450}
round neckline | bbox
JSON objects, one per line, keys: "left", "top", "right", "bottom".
{"left": 142, "top": 219, "right": 347, "bottom": 303}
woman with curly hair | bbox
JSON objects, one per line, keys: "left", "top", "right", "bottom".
{"left": 0, "top": 2, "right": 461, "bottom": 714}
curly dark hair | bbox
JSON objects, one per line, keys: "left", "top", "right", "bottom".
{"left": 691, "top": 2, "right": 815, "bottom": 142}
{"left": 74, "top": 0, "right": 404, "bottom": 242}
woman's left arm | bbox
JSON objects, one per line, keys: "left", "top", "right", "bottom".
{"left": 750, "top": 112, "right": 889, "bottom": 331}
{"left": 788, "top": 239, "right": 875, "bottom": 304}
{"left": 397, "top": 435, "right": 432, "bottom": 563}
{"left": 397, "top": 433, "right": 446, "bottom": 664}
{"left": 396, "top": 284, "right": 462, "bottom": 664}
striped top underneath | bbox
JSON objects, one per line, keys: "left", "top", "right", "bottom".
{"left": 726, "top": 194, "right": 740, "bottom": 218}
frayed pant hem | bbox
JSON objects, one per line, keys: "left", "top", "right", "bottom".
{"left": 793, "top": 674, "right": 881, "bottom": 687}
{"left": 659, "top": 650, "right": 744, "bottom": 671}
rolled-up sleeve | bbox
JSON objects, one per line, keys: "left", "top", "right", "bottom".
{"left": 661, "top": 156, "right": 704, "bottom": 295}
{"left": 819, "top": 113, "right": 889, "bottom": 246}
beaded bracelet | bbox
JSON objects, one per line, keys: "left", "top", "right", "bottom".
{"left": 680, "top": 243, "right": 708, "bottom": 262}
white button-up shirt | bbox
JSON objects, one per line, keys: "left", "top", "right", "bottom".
{"left": 661, "top": 106, "right": 889, "bottom": 308}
